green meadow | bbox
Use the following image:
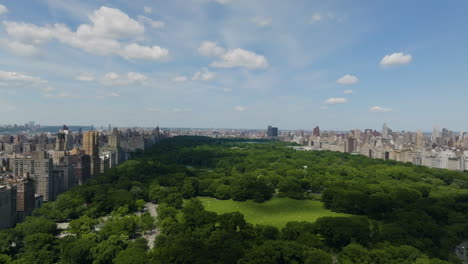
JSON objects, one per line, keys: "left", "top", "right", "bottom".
{"left": 198, "top": 197, "right": 349, "bottom": 228}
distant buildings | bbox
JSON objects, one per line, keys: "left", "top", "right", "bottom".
{"left": 0, "top": 124, "right": 164, "bottom": 230}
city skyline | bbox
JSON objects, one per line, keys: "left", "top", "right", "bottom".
{"left": 1, "top": 1, "right": 468, "bottom": 130}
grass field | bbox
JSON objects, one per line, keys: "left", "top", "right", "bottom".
{"left": 198, "top": 197, "right": 349, "bottom": 228}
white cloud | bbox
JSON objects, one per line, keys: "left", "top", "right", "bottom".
{"left": 310, "top": 12, "right": 323, "bottom": 23}
{"left": 369, "top": 106, "right": 392, "bottom": 112}
{"left": 172, "top": 76, "right": 188, "bottom": 82}
{"left": 234, "top": 105, "right": 246, "bottom": 112}
{"left": 252, "top": 17, "right": 272, "bottom": 27}
{"left": 101, "top": 72, "right": 147, "bottom": 86}
{"left": 173, "top": 108, "right": 192, "bottom": 113}
{"left": 309, "top": 12, "right": 340, "bottom": 24}
{"left": 380, "top": 52, "right": 412, "bottom": 66}
{"left": 127, "top": 72, "right": 148, "bottom": 84}
{"left": 110, "top": 92, "right": 120, "bottom": 97}
{"left": 198, "top": 41, "right": 225, "bottom": 57}
{"left": 3, "top": 21, "right": 55, "bottom": 44}
{"left": 104, "top": 72, "right": 120, "bottom": 80}
{"left": 324, "top": 97, "right": 347, "bottom": 104}
{"left": 199, "top": 41, "right": 268, "bottom": 70}
{"left": 192, "top": 68, "right": 215, "bottom": 81}
{"left": 77, "top": 6, "right": 144, "bottom": 39}
{"left": 143, "top": 6, "right": 152, "bottom": 14}
{"left": 76, "top": 72, "right": 95, "bottom": 82}
{"left": 337, "top": 74, "right": 359, "bottom": 85}
{"left": 138, "top": 16, "right": 165, "bottom": 29}
{"left": 2, "top": 6, "right": 169, "bottom": 61}
{"left": 343, "top": 89, "right": 354, "bottom": 94}
{"left": 223, "top": 88, "right": 232, "bottom": 93}
{"left": 0, "top": 70, "right": 45, "bottom": 84}
{"left": 5, "top": 41, "right": 39, "bottom": 56}
{"left": 0, "top": 4, "right": 8, "bottom": 15}
{"left": 211, "top": 48, "right": 269, "bottom": 69}
{"left": 120, "top": 43, "right": 169, "bottom": 61}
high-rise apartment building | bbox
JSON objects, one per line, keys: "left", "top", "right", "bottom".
{"left": 83, "top": 131, "right": 100, "bottom": 176}
{"left": 11, "top": 151, "right": 56, "bottom": 201}
{"left": 15, "top": 174, "right": 35, "bottom": 222}
{"left": 0, "top": 185, "right": 17, "bottom": 229}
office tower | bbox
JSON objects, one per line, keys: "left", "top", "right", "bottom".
{"left": 267, "top": 125, "right": 279, "bottom": 137}
{"left": 83, "top": 131, "right": 100, "bottom": 176}
{"left": 313, "top": 126, "right": 320, "bottom": 137}
{"left": 0, "top": 185, "right": 17, "bottom": 229}
{"left": 15, "top": 174, "right": 35, "bottom": 222}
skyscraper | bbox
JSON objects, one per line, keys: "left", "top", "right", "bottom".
{"left": 83, "top": 131, "right": 100, "bottom": 176}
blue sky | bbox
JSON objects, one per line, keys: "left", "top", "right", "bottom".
{"left": 0, "top": 0, "right": 467, "bottom": 131}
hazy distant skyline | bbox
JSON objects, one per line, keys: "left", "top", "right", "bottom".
{"left": 1, "top": 0, "right": 467, "bottom": 131}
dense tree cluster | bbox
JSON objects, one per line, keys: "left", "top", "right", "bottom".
{"left": 0, "top": 136, "right": 467, "bottom": 263}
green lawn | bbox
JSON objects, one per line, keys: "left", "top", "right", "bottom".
{"left": 198, "top": 197, "right": 349, "bottom": 228}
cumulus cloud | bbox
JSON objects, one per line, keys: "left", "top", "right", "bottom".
{"left": 343, "top": 89, "right": 354, "bottom": 94}
{"left": 337, "top": 74, "right": 359, "bottom": 85}
{"left": 252, "top": 17, "right": 272, "bottom": 27}
{"left": 76, "top": 72, "right": 95, "bottom": 81}
{"left": 0, "top": 70, "right": 45, "bottom": 84}
{"left": 127, "top": 72, "right": 148, "bottom": 84}
{"left": 2, "top": 6, "right": 169, "bottom": 61}
{"left": 5, "top": 41, "right": 39, "bottom": 56}
{"left": 192, "top": 68, "right": 215, "bottom": 81}
{"left": 324, "top": 97, "right": 347, "bottom": 104}
{"left": 211, "top": 48, "right": 269, "bottom": 69}
{"left": 199, "top": 41, "right": 268, "bottom": 69}
{"left": 198, "top": 41, "right": 225, "bottom": 57}
{"left": 223, "top": 88, "right": 232, "bottom": 93}
{"left": 380, "top": 52, "right": 412, "bottom": 66}
{"left": 101, "top": 72, "right": 148, "bottom": 85}
{"left": 172, "top": 76, "right": 188, "bottom": 82}
{"left": 0, "top": 4, "right": 8, "bottom": 15}
{"left": 369, "top": 106, "right": 392, "bottom": 112}
{"left": 234, "top": 105, "right": 246, "bottom": 112}
{"left": 138, "top": 16, "right": 165, "bottom": 29}
{"left": 120, "top": 43, "right": 169, "bottom": 61}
